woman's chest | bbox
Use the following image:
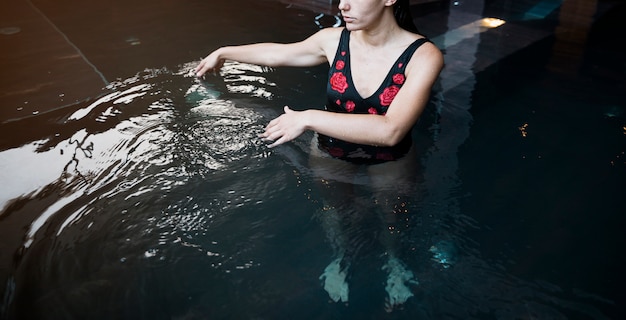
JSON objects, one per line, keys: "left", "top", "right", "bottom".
{"left": 348, "top": 51, "right": 401, "bottom": 99}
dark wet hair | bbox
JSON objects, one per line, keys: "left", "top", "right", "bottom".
{"left": 393, "top": 0, "right": 419, "bottom": 33}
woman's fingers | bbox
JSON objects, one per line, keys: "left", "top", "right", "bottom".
{"left": 196, "top": 63, "right": 213, "bottom": 77}
{"left": 260, "top": 119, "right": 287, "bottom": 147}
{"left": 260, "top": 124, "right": 283, "bottom": 143}
{"left": 259, "top": 106, "right": 301, "bottom": 148}
{"left": 195, "top": 59, "right": 209, "bottom": 75}
{"left": 195, "top": 56, "right": 223, "bottom": 77}
{"left": 265, "top": 136, "right": 285, "bottom": 148}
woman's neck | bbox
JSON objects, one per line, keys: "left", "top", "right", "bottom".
{"left": 355, "top": 24, "right": 410, "bottom": 50}
{"left": 353, "top": 10, "right": 405, "bottom": 48}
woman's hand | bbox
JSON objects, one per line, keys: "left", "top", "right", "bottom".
{"left": 195, "top": 50, "right": 224, "bottom": 77}
{"left": 260, "top": 106, "right": 307, "bottom": 148}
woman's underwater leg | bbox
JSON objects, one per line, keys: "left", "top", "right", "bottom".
{"left": 367, "top": 147, "right": 421, "bottom": 311}
{"left": 308, "top": 137, "right": 360, "bottom": 303}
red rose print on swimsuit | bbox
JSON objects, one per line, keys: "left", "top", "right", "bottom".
{"left": 379, "top": 85, "right": 400, "bottom": 106}
{"left": 392, "top": 73, "right": 405, "bottom": 85}
{"left": 335, "top": 60, "right": 345, "bottom": 70}
{"left": 368, "top": 107, "right": 378, "bottom": 115}
{"left": 345, "top": 100, "right": 355, "bottom": 112}
{"left": 326, "top": 147, "right": 344, "bottom": 157}
{"left": 330, "top": 72, "right": 348, "bottom": 94}
{"left": 376, "top": 152, "right": 394, "bottom": 161}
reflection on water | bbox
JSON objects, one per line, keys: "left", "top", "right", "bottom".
{"left": 0, "top": 61, "right": 291, "bottom": 318}
{"left": 0, "top": 64, "right": 613, "bottom": 319}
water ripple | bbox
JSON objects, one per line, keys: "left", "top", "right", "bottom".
{"left": 1, "top": 63, "right": 281, "bottom": 263}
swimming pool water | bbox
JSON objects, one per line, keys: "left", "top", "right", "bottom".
{"left": 1, "top": 0, "right": 624, "bottom": 319}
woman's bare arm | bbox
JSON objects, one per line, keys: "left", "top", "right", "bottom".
{"left": 261, "top": 42, "right": 444, "bottom": 148}
{"left": 195, "top": 28, "right": 342, "bottom": 77}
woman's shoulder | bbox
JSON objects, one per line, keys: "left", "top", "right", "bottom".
{"left": 307, "top": 27, "right": 345, "bottom": 56}
{"left": 415, "top": 39, "right": 443, "bottom": 62}
{"left": 315, "top": 26, "right": 345, "bottom": 39}
{"left": 305, "top": 27, "right": 344, "bottom": 46}
{"left": 402, "top": 30, "right": 442, "bottom": 59}
{"left": 405, "top": 37, "right": 444, "bottom": 77}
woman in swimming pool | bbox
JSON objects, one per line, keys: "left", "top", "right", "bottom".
{"left": 196, "top": 0, "right": 443, "bottom": 310}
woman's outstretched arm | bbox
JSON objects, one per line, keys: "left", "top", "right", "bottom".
{"left": 195, "top": 28, "right": 341, "bottom": 77}
{"left": 260, "top": 41, "right": 443, "bottom": 148}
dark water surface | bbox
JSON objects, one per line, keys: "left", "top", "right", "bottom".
{"left": 1, "top": 0, "right": 625, "bottom": 319}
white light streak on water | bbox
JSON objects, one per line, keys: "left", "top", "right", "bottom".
{"left": 431, "top": 17, "right": 505, "bottom": 49}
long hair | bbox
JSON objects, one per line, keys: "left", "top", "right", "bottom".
{"left": 393, "top": 0, "right": 419, "bottom": 33}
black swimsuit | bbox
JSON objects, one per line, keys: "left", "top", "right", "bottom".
{"left": 317, "top": 28, "right": 430, "bottom": 164}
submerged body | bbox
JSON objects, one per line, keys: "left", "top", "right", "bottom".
{"left": 195, "top": 0, "right": 443, "bottom": 310}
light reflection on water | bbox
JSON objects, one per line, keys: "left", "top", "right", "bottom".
{"left": 9, "top": 73, "right": 252, "bottom": 235}
{"left": 1, "top": 60, "right": 308, "bottom": 318}
{"left": 0, "top": 60, "right": 610, "bottom": 319}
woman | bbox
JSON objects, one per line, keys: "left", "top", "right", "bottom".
{"left": 196, "top": 0, "right": 443, "bottom": 310}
